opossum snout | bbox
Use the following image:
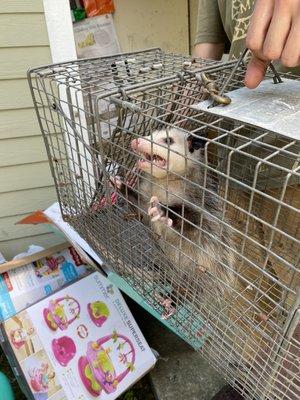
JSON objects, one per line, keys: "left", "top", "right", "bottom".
{"left": 131, "top": 137, "right": 154, "bottom": 154}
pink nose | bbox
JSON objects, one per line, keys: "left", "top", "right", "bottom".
{"left": 131, "top": 138, "right": 140, "bottom": 150}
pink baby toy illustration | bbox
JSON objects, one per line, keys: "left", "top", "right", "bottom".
{"left": 34, "top": 257, "right": 59, "bottom": 278}
{"left": 43, "top": 295, "right": 80, "bottom": 331}
{"left": 29, "top": 362, "right": 55, "bottom": 393}
{"left": 52, "top": 336, "right": 76, "bottom": 367}
{"left": 78, "top": 331, "right": 135, "bottom": 397}
{"left": 87, "top": 301, "right": 110, "bottom": 327}
{"left": 10, "top": 327, "right": 35, "bottom": 349}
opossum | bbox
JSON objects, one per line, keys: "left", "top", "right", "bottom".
{"left": 118, "top": 128, "right": 236, "bottom": 299}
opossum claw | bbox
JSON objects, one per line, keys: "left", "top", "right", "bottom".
{"left": 161, "top": 306, "right": 176, "bottom": 320}
{"left": 257, "top": 312, "right": 269, "bottom": 323}
{"left": 156, "top": 294, "right": 176, "bottom": 320}
{"left": 148, "top": 196, "right": 173, "bottom": 227}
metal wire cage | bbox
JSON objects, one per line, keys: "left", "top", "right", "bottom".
{"left": 28, "top": 49, "right": 300, "bottom": 400}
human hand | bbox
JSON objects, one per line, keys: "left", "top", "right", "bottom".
{"left": 245, "top": 0, "right": 300, "bottom": 88}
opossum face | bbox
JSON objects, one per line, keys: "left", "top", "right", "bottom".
{"left": 131, "top": 128, "right": 199, "bottom": 178}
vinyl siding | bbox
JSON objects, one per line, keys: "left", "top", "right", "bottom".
{"left": 0, "top": 109, "right": 45, "bottom": 139}
{"left": 0, "top": 0, "right": 61, "bottom": 259}
{"left": 0, "top": 79, "right": 38, "bottom": 110}
{"left": 0, "top": 1, "right": 44, "bottom": 13}
{"left": 0, "top": 136, "right": 48, "bottom": 167}
{"left": 0, "top": 235, "right": 63, "bottom": 261}
{"left": 0, "top": 14, "right": 49, "bottom": 47}
{"left": 0, "top": 47, "right": 52, "bottom": 80}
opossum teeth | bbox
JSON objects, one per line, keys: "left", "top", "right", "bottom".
{"left": 152, "top": 155, "right": 159, "bottom": 161}
{"left": 152, "top": 154, "right": 166, "bottom": 166}
{"left": 138, "top": 152, "right": 166, "bottom": 166}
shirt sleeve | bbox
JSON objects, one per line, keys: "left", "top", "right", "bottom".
{"left": 194, "top": 0, "right": 227, "bottom": 45}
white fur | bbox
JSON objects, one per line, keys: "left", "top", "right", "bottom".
{"left": 132, "top": 128, "right": 197, "bottom": 179}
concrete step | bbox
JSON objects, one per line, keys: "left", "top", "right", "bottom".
{"left": 127, "top": 297, "right": 226, "bottom": 400}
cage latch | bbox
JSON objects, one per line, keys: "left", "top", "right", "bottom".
{"left": 201, "top": 73, "right": 232, "bottom": 106}
{"left": 110, "top": 90, "right": 142, "bottom": 113}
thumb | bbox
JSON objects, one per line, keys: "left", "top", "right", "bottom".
{"left": 244, "top": 54, "right": 269, "bottom": 89}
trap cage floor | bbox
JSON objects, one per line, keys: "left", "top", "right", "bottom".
{"left": 29, "top": 49, "right": 300, "bottom": 400}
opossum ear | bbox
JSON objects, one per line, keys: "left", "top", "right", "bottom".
{"left": 187, "top": 135, "right": 206, "bottom": 153}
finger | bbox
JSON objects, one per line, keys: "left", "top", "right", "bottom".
{"left": 148, "top": 207, "right": 158, "bottom": 216}
{"left": 151, "top": 214, "right": 162, "bottom": 222}
{"left": 281, "top": 15, "right": 300, "bottom": 67}
{"left": 262, "top": 1, "right": 292, "bottom": 60}
{"left": 160, "top": 217, "right": 173, "bottom": 227}
{"left": 246, "top": 0, "right": 274, "bottom": 53}
{"left": 166, "top": 218, "right": 173, "bottom": 227}
{"left": 148, "top": 207, "right": 159, "bottom": 217}
{"left": 244, "top": 55, "right": 269, "bottom": 89}
{"left": 150, "top": 196, "right": 159, "bottom": 207}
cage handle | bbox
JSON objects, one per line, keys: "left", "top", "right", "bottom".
{"left": 208, "top": 48, "right": 283, "bottom": 108}
{"left": 221, "top": 48, "right": 283, "bottom": 93}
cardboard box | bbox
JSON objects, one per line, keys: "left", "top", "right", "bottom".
{"left": 0, "top": 243, "right": 89, "bottom": 321}
{"left": 74, "top": 14, "right": 120, "bottom": 59}
{"left": 1, "top": 272, "right": 156, "bottom": 399}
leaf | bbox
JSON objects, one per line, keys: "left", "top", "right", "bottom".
{"left": 111, "top": 330, "right": 118, "bottom": 342}
{"left": 117, "top": 342, "right": 125, "bottom": 351}
{"left": 126, "top": 362, "right": 135, "bottom": 372}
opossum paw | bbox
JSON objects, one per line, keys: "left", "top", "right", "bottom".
{"left": 156, "top": 294, "right": 176, "bottom": 320}
{"left": 161, "top": 307, "right": 176, "bottom": 320}
{"left": 150, "top": 196, "right": 160, "bottom": 208}
{"left": 257, "top": 312, "right": 269, "bottom": 323}
{"left": 109, "top": 175, "right": 122, "bottom": 189}
{"left": 148, "top": 196, "right": 173, "bottom": 227}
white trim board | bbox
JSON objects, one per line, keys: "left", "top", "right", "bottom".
{"left": 43, "top": 0, "right": 77, "bottom": 63}
{"left": 42, "top": 0, "right": 95, "bottom": 195}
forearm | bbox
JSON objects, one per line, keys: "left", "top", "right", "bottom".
{"left": 194, "top": 0, "right": 226, "bottom": 60}
{"left": 193, "top": 42, "right": 225, "bottom": 60}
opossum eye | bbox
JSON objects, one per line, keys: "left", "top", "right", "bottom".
{"left": 187, "top": 135, "right": 206, "bottom": 152}
{"left": 164, "top": 137, "right": 174, "bottom": 145}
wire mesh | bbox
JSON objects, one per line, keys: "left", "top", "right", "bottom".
{"left": 28, "top": 49, "right": 300, "bottom": 400}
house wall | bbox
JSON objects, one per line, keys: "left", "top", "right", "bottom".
{"left": 113, "top": 0, "right": 189, "bottom": 54}
{"left": 0, "top": 0, "right": 62, "bottom": 259}
{"left": 0, "top": 0, "right": 194, "bottom": 259}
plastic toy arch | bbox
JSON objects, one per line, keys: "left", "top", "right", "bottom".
{"left": 43, "top": 295, "right": 80, "bottom": 331}
{"left": 78, "top": 332, "right": 136, "bottom": 397}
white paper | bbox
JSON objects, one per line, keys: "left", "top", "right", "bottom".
{"left": 44, "top": 202, "right": 103, "bottom": 266}
{"left": 0, "top": 252, "right": 6, "bottom": 265}
{"left": 192, "top": 79, "right": 300, "bottom": 140}
{"left": 74, "top": 14, "right": 121, "bottom": 59}
{"left": 13, "top": 245, "right": 45, "bottom": 261}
